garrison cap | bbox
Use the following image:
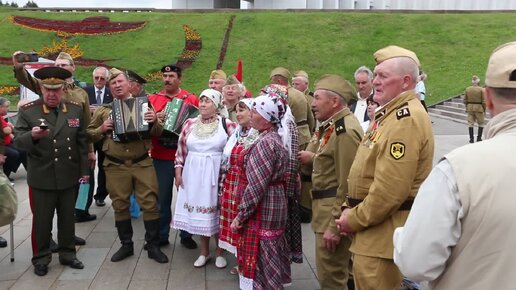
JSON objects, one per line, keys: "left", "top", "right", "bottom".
{"left": 293, "top": 70, "right": 309, "bottom": 79}
{"left": 34, "top": 66, "right": 71, "bottom": 89}
{"left": 374, "top": 45, "right": 420, "bottom": 67}
{"left": 314, "top": 74, "right": 357, "bottom": 103}
{"left": 225, "top": 75, "right": 241, "bottom": 86}
{"left": 108, "top": 68, "right": 124, "bottom": 82}
{"left": 161, "top": 64, "right": 182, "bottom": 75}
{"left": 209, "top": 69, "right": 227, "bottom": 80}
{"left": 270, "top": 67, "right": 291, "bottom": 79}
{"left": 126, "top": 69, "right": 147, "bottom": 84}
{"left": 485, "top": 41, "right": 516, "bottom": 88}
{"left": 56, "top": 51, "right": 75, "bottom": 65}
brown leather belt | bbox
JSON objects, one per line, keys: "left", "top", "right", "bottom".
{"left": 346, "top": 196, "right": 414, "bottom": 211}
{"left": 300, "top": 173, "right": 312, "bottom": 182}
{"left": 106, "top": 153, "right": 149, "bottom": 166}
{"left": 312, "top": 187, "right": 337, "bottom": 199}
{"left": 466, "top": 101, "right": 483, "bottom": 104}
{"left": 296, "top": 120, "right": 308, "bottom": 126}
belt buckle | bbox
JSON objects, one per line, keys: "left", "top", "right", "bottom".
{"left": 124, "top": 159, "right": 132, "bottom": 166}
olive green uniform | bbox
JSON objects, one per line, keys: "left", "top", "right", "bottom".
{"left": 464, "top": 85, "right": 486, "bottom": 127}
{"left": 87, "top": 104, "right": 162, "bottom": 221}
{"left": 311, "top": 108, "right": 363, "bottom": 290}
{"left": 345, "top": 91, "right": 434, "bottom": 290}
{"left": 288, "top": 86, "right": 315, "bottom": 149}
{"left": 14, "top": 98, "right": 88, "bottom": 266}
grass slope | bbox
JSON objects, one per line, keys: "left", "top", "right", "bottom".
{"left": 1, "top": 7, "right": 516, "bottom": 106}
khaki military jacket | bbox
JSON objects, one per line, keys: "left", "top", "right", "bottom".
{"left": 464, "top": 85, "right": 486, "bottom": 113}
{"left": 14, "top": 99, "right": 89, "bottom": 190}
{"left": 87, "top": 101, "right": 163, "bottom": 166}
{"left": 14, "top": 66, "right": 93, "bottom": 152}
{"left": 346, "top": 90, "right": 434, "bottom": 259}
{"left": 288, "top": 86, "right": 314, "bottom": 148}
{"left": 311, "top": 108, "right": 362, "bottom": 234}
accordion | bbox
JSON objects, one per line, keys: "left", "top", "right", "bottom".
{"left": 111, "top": 96, "right": 151, "bottom": 142}
{"left": 158, "top": 98, "right": 199, "bottom": 149}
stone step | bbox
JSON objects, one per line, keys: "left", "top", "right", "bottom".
{"left": 436, "top": 104, "right": 466, "bottom": 114}
{"left": 429, "top": 111, "right": 469, "bottom": 125}
{"left": 428, "top": 108, "right": 469, "bottom": 122}
{"left": 443, "top": 101, "right": 465, "bottom": 109}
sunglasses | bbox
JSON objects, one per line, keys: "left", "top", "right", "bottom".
{"left": 94, "top": 76, "right": 106, "bottom": 80}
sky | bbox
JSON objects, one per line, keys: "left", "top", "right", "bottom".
{"left": 12, "top": 0, "right": 172, "bottom": 9}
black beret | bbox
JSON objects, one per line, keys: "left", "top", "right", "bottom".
{"left": 161, "top": 64, "right": 182, "bottom": 75}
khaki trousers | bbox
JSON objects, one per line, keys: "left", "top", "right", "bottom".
{"left": 315, "top": 233, "right": 352, "bottom": 290}
{"left": 353, "top": 254, "right": 403, "bottom": 290}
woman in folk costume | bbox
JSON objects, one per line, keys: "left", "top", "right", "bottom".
{"left": 173, "top": 88, "right": 236, "bottom": 268}
{"left": 218, "top": 98, "right": 259, "bottom": 273}
{"left": 230, "top": 93, "right": 297, "bottom": 289}
{"left": 261, "top": 84, "right": 303, "bottom": 264}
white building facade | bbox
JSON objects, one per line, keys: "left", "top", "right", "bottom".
{"left": 171, "top": 0, "right": 516, "bottom": 10}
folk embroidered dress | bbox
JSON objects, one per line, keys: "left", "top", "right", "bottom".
{"left": 173, "top": 116, "right": 232, "bottom": 236}
{"left": 234, "top": 129, "right": 291, "bottom": 290}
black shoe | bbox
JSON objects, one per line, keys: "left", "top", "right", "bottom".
{"left": 0, "top": 236, "right": 6, "bottom": 248}
{"left": 75, "top": 213, "right": 97, "bottom": 223}
{"left": 74, "top": 235, "right": 86, "bottom": 246}
{"left": 34, "top": 264, "right": 48, "bottom": 276}
{"left": 147, "top": 244, "right": 169, "bottom": 263}
{"left": 180, "top": 237, "right": 197, "bottom": 249}
{"left": 60, "top": 258, "right": 84, "bottom": 269}
{"left": 95, "top": 199, "right": 106, "bottom": 207}
{"left": 143, "top": 239, "right": 169, "bottom": 251}
{"left": 111, "top": 244, "right": 134, "bottom": 262}
{"left": 50, "top": 238, "right": 59, "bottom": 253}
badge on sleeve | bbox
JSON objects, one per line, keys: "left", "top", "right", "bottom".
{"left": 67, "top": 118, "right": 80, "bottom": 128}
{"left": 390, "top": 142, "right": 405, "bottom": 160}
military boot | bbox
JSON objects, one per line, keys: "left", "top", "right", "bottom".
{"left": 469, "top": 127, "right": 474, "bottom": 143}
{"left": 477, "top": 127, "right": 483, "bottom": 142}
{"left": 111, "top": 220, "right": 134, "bottom": 262}
{"left": 144, "top": 219, "right": 169, "bottom": 263}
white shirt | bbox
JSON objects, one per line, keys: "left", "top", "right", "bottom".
{"left": 416, "top": 81, "right": 426, "bottom": 100}
{"left": 353, "top": 97, "right": 368, "bottom": 122}
{"left": 393, "top": 159, "right": 463, "bottom": 283}
{"left": 95, "top": 86, "right": 106, "bottom": 104}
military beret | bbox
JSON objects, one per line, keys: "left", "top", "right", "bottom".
{"left": 161, "top": 64, "right": 182, "bottom": 75}
{"left": 293, "top": 70, "right": 309, "bottom": 79}
{"left": 56, "top": 51, "right": 75, "bottom": 65}
{"left": 34, "top": 66, "right": 71, "bottom": 89}
{"left": 126, "top": 69, "right": 147, "bottom": 84}
{"left": 108, "top": 68, "right": 124, "bottom": 82}
{"left": 225, "top": 75, "right": 241, "bottom": 86}
{"left": 270, "top": 67, "right": 291, "bottom": 79}
{"left": 314, "top": 74, "right": 357, "bottom": 103}
{"left": 485, "top": 41, "right": 516, "bottom": 88}
{"left": 209, "top": 69, "right": 227, "bottom": 80}
{"left": 374, "top": 45, "right": 420, "bottom": 67}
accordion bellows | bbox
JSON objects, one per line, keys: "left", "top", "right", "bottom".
{"left": 112, "top": 96, "right": 151, "bottom": 142}
{"left": 163, "top": 98, "right": 199, "bottom": 135}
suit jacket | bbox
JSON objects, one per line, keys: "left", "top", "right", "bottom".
{"left": 14, "top": 98, "right": 89, "bottom": 190}
{"left": 85, "top": 85, "right": 113, "bottom": 106}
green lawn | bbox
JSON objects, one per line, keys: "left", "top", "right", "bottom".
{"left": 1, "top": 7, "right": 515, "bottom": 106}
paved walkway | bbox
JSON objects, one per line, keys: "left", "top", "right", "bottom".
{"left": 0, "top": 116, "right": 470, "bottom": 290}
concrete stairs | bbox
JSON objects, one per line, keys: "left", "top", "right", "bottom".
{"left": 428, "top": 95, "right": 491, "bottom": 125}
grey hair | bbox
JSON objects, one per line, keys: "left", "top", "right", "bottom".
{"left": 395, "top": 58, "right": 419, "bottom": 85}
{"left": 0, "top": 97, "right": 10, "bottom": 107}
{"left": 354, "top": 66, "right": 374, "bottom": 80}
{"left": 318, "top": 89, "right": 347, "bottom": 106}
{"left": 92, "top": 66, "right": 110, "bottom": 78}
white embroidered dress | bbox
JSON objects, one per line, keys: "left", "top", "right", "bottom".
{"left": 172, "top": 118, "right": 227, "bottom": 236}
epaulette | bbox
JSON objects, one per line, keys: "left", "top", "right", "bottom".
{"left": 65, "top": 99, "right": 82, "bottom": 108}
{"left": 335, "top": 117, "right": 346, "bottom": 135}
{"left": 396, "top": 102, "right": 411, "bottom": 120}
{"left": 20, "top": 98, "right": 43, "bottom": 110}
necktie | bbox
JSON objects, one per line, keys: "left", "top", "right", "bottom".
{"left": 96, "top": 90, "right": 102, "bottom": 104}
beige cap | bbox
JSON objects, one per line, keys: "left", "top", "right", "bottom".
{"left": 56, "top": 52, "right": 74, "bottom": 65}
{"left": 270, "top": 67, "right": 291, "bottom": 79}
{"left": 485, "top": 41, "right": 516, "bottom": 88}
{"left": 225, "top": 75, "right": 241, "bottom": 86}
{"left": 374, "top": 45, "right": 420, "bottom": 67}
{"left": 108, "top": 68, "right": 124, "bottom": 82}
{"left": 209, "top": 69, "right": 227, "bottom": 80}
{"left": 293, "top": 70, "right": 309, "bottom": 79}
{"left": 314, "top": 74, "right": 357, "bottom": 103}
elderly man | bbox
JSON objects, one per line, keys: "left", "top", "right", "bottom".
{"left": 299, "top": 74, "right": 362, "bottom": 290}
{"left": 208, "top": 69, "right": 226, "bottom": 93}
{"left": 127, "top": 69, "right": 148, "bottom": 97}
{"left": 149, "top": 64, "right": 198, "bottom": 249}
{"left": 222, "top": 75, "right": 246, "bottom": 122}
{"left": 87, "top": 68, "right": 168, "bottom": 264}
{"left": 464, "top": 75, "right": 486, "bottom": 142}
{"left": 15, "top": 66, "right": 89, "bottom": 276}
{"left": 85, "top": 67, "right": 112, "bottom": 207}
{"left": 393, "top": 41, "right": 516, "bottom": 290}
{"left": 351, "top": 66, "right": 375, "bottom": 132}
{"left": 335, "top": 45, "right": 434, "bottom": 290}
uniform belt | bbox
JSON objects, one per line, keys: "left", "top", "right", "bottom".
{"left": 346, "top": 196, "right": 414, "bottom": 210}
{"left": 300, "top": 173, "right": 312, "bottom": 182}
{"left": 296, "top": 120, "right": 308, "bottom": 126}
{"left": 106, "top": 153, "right": 149, "bottom": 166}
{"left": 312, "top": 187, "right": 337, "bottom": 199}
{"left": 466, "top": 101, "right": 483, "bottom": 104}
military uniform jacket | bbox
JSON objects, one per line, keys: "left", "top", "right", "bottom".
{"left": 311, "top": 108, "right": 362, "bottom": 234}
{"left": 288, "top": 87, "right": 314, "bottom": 148}
{"left": 14, "top": 99, "right": 89, "bottom": 190}
{"left": 346, "top": 91, "right": 434, "bottom": 259}
{"left": 464, "top": 85, "right": 486, "bottom": 113}
{"left": 87, "top": 101, "right": 163, "bottom": 166}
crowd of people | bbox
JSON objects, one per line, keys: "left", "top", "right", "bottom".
{"left": 2, "top": 40, "right": 514, "bottom": 290}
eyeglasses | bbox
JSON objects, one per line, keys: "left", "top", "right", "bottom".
{"left": 94, "top": 76, "right": 106, "bottom": 81}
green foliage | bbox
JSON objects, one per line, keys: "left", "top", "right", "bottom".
{"left": 23, "top": 1, "right": 38, "bottom": 8}
{"left": 1, "top": 10, "right": 516, "bottom": 104}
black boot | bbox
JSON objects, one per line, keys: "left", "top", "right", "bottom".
{"left": 469, "top": 127, "right": 474, "bottom": 143}
{"left": 111, "top": 220, "right": 134, "bottom": 262}
{"left": 144, "top": 219, "right": 169, "bottom": 263}
{"left": 477, "top": 127, "right": 483, "bottom": 142}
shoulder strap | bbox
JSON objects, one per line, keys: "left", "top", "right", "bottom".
{"left": 221, "top": 117, "right": 228, "bottom": 135}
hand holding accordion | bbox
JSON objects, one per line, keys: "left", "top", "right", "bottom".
{"left": 158, "top": 98, "right": 199, "bottom": 149}
{"left": 111, "top": 96, "right": 151, "bottom": 142}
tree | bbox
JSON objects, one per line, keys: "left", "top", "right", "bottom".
{"left": 10, "top": 1, "right": 18, "bottom": 7}
{"left": 24, "top": 0, "right": 38, "bottom": 7}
